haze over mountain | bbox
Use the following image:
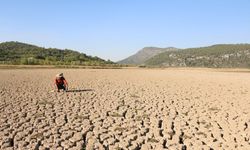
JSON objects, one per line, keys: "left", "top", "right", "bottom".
{"left": 118, "top": 47, "right": 179, "bottom": 65}
{"left": 0, "top": 41, "right": 113, "bottom": 65}
{"left": 146, "top": 44, "right": 250, "bottom": 68}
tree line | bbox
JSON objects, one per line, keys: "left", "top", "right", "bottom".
{"left": 145, "top": 44, "right": 250, "bottom": 68}
{"left": 0, "top": 41, "right": 117, "bottom": 66}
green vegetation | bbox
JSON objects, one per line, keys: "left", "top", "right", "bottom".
{"left": 0, "top": 41, "right": 118, "bottom": 66}
{"left": 145, "top": 44, "right": 250, "bottom": 68}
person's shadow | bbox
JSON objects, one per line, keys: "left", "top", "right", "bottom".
{"left": 66, "top": 89, "right": 93, "bottom": 93}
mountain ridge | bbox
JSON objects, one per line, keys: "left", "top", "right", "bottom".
{"left": 0, "top": 41, "right": 113, "bottom": 65}
{"left": 145, "top": 44, "right": 250, "bottom": 68}
{"left": 118, "top": 47, "right": 179, "bottom": 65}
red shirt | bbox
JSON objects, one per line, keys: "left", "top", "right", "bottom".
{"left": 54, "top": 77, "right": 67, "bottom": 85}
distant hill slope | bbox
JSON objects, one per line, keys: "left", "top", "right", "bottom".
{"left": 145, "top": 44, "right": 250, "bottom": 68}
{"left": 0, "top": 41, "right": 113, "bottom": 65}
{"left": 118, "top": 47, "right": 179, "bottom": 65}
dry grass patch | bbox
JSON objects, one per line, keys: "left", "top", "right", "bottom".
{"left": 135, "top": 114, "right": 149, "bottom": 121}
{"left": 196, "top": 131, "right": 207, "bottom": 138}
{"left": 31, "top": 132, "right": 43, "bottom": 139}
{"left": 114, "top": 127, "right": 127, "bottom": 132}
{"left": 34, "top": 112, "right": 44, "bottom": 118}
{"left": 38, "top": 100, "right": 54, "bottom": 105}
{"left": 183, "top": 135, "right": 192, "bottom": 139}
{"left": 110, "top": 112, "right": 123, "bottom": 117}
{"left": 75, "top": 115, "right": 89, "bottom": 120}
{"left": 168, "top": 131, "right": 175, "bottom": 137}
{"left": 208, "top": 107, "right": 221, "bottom": 111}
{"left": 204, "top": 123, "right": 213, "bottom": 129}
{"left": 148, "top": 138, "right": 159, "bottom": 143}
{"left": 130, "top": 94, "right": 140, "bottom": 98}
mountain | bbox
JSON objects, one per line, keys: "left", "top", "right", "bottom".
{"left": 0, "top": 41, "right": 114, "bottom": 65}
{"left": 145, "top": 44, "right": 250, "bottom": 68}
{"left": 118, "top": 47, "right": 179, "bottom": 65}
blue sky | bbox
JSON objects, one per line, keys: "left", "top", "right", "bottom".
{"left": 1, "top": 0, "right": 250, "bottom": 61}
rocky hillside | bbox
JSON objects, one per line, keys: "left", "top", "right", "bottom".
{"left": 145, "top": 44, "right": 250, "bottom": 68}
{"left": 0, "top": 41, "right": 113, "bottom": 65}
{"left": 118, "top": 47, "right": 178, "bottom": 65}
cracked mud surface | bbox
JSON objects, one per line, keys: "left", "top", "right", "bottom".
{"left": 0, "top": 69, "right": 250, "bottom": 150}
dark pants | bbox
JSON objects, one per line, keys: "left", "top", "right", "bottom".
{"left": 57, "top": 84, "right": 66, "bottom": 91}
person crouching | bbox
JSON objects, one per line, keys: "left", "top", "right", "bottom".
{"left": 54, "top": 73, "right": 68, "bottom": 92}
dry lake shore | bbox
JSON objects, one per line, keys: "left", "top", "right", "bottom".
{"left": 0, "top": 68, "right": 250, "bottom": 149}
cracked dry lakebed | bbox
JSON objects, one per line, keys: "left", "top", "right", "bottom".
{"left": 0, "top": 68, "right": 250, "bottom": 150}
